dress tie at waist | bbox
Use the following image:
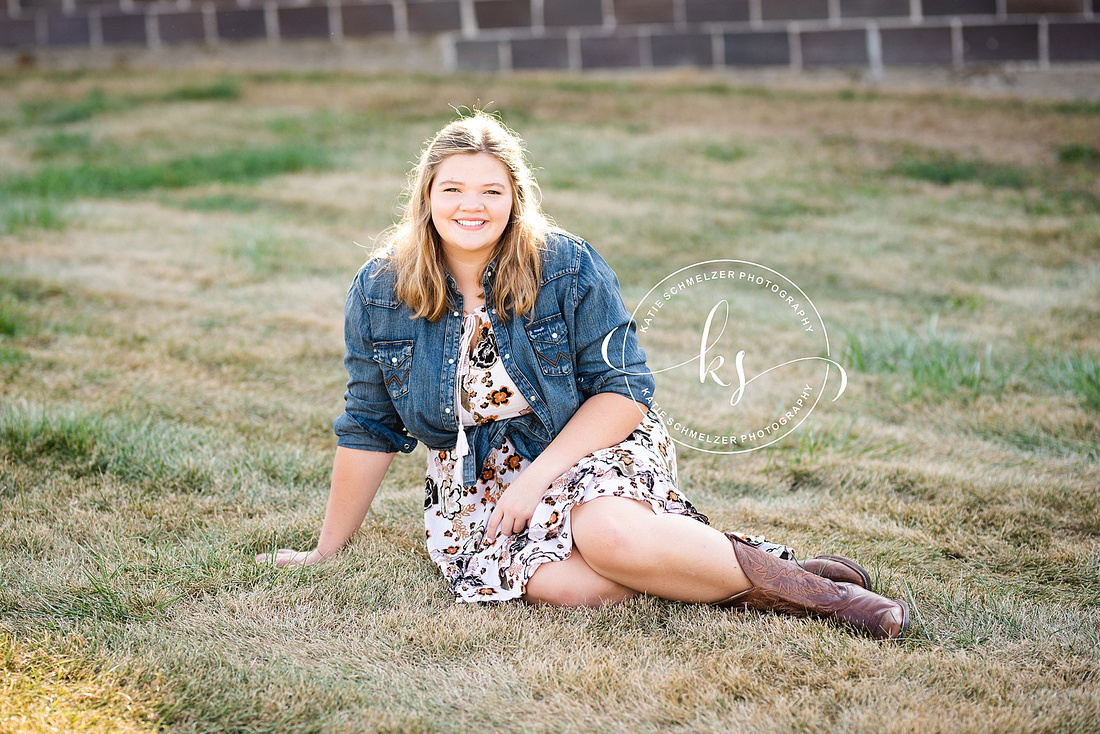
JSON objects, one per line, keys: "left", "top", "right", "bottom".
{"left": 453, "top": 422, "right": 470, "bottom": 488}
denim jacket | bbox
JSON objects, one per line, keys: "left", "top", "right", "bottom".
{"left": 333, "top": 229, "right": 655, "bottom": 486}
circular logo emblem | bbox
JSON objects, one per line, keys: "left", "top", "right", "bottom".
{"left": 606, "top": 260, "right": 846, "bottom": 454}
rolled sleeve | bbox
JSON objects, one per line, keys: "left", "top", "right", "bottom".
{"left": 571, "top": 244, "right": 656, "bottom": 405}
{"left": 333, "top": 277, "right": 418, "bottom": 454}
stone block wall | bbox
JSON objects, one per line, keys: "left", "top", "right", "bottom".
{"left": 2, "top": 0, "right": 1098, "bottom": 72}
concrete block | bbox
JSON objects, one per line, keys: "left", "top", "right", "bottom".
{"left": 511, "top": 36, "right": 569, "bottom": 68}
{"left": 278, "top": 5, "right": 330, "bottom": 39}
{"left": 580, "top": 34, "right": 642, "bottom": 67}
{"left": 544, "top": 0, "right": 603, "bottom": 27}
{"left": 100, "top": 11, "right": 146, "bottom": 44}
{"left": 1048, "top": 21, "right": 1100, "bottom": 60}
{"left": 801, "top": 27, "right": 868, "bottom": 66}
{"left": 962, "top": 22, "right": 1038, "bottom": 61}
{"left": 651, "top": 31, "right": 712, "bottom": 66}
{"left": 406, "top": 0, "right": 462, "bottom": 33}
{"left": 614, "top": 0, "right": 674, "bottom": 25}
{"left": 474, "top": 0, "right": 531, "bottom": 29}
{"left": 341, "top": 2, "right": 395, "bottom": 36}
{"left": 880, "top": 25, "right": 953, "bottom": 64}
{"left": 723, "top": 30, "right": 789, "bottom": 65}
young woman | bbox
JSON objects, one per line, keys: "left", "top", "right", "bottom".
{"left": 257, "top": 113, "right": 909, "bottom": 640}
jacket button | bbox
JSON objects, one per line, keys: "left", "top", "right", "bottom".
{"left": 391, "top": 357, "right": 397, "bottom": 363}
{"left": 552, "top": 333, "right": 558, "bottom": 338}
{"left": 445, "top": 408, "right": 451, "bottom": 413}
{"left": 449, "top": 359, "right": 454, "bottom": 364}
{"left": 453, "top": 311, "right": 459, "bottom": 317}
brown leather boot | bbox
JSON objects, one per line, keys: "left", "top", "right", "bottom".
{"left": 715, "top": 535, "right": 909, "bottom": 640}
{"left": 803, "top": 555, "right": 873, "bottom": 590}
{"left": 722, "top": 533, "right": 872, "bottom": 590}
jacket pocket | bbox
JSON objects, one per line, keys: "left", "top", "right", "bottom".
{"left": 374, "top": 339, "right": 414, "bottom": 399}
{"left": 525, "top": 314, "right": 572, "bottom": 376}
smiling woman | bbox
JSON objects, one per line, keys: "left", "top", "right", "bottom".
{"left": 256, "top": 111, "right": 908, "bottom": 639}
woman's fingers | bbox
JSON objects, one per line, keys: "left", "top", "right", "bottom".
{"left": 256, "top": 549, "right": 312, "bottom": 567}
{"left": 483, "top": 509, "right": 532, "bottom": 547}
{"left": 483, "top": 509, "right": 503, "bottom": 546}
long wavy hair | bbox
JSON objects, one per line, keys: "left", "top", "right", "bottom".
{"left": 374, "top": 112, "right": 550, "bottom": 322}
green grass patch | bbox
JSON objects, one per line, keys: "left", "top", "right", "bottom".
{"left": 845, "top": 325, "right": 1100, "bottom": 410}
{"left": 0, "top": 403, "right": 216, "bottom": 492}
{"left": 842, "top": 323, "right": 1006, "bottom": 400}
{"left": 750, "top": 197, "right": 827, "bottom": 221}
{"left": 176, "top": 192, "right": 264, "bottom": 213}
{"left": 701, "top": 142, "right": 748, "bottom": 162}
{"left": 159, "top": 77, "right": 241, "bottom": 102}
{"left": 21, "top": 88, "right": 112, "bottom": 125}
{"left": 34, "top": 551, "right": 186, "bottom": 623}
{"left": 30, "top": 131, "right": 93, "bottom": 159}
{"left": 1056, "top": 142, "right": 1100, "bottom": 166}
{"left": 889, "top": 146, "right": 1100, "bottom": 214}
{"left": 1040, "top": 352, "right": 1100, "bottom": 412}
{"left": 0, "top": 197, "right": 67, "bottom": 234}
{"left": 223, "top": 227, "right": 311, "bottom": 276}
{"left": 0, "top": 296, "right": 28, "bottom": 337}
{"left": 0, "top": 145, "right": 330, "bottom": 199}
{"left": 0, "top": 347, "right": 29, "bottom": 365}
{"left": 974, "top": 423, "right": 1100, "bottom": 461}
{"left": 890, "top": 151, "right": 1031, "bottom": 189}
{"left": 18, "top": 80, "right": 242, "bottom": 128}
{"left": 1048, "top": 98, "right": 1100, "bottom": 116}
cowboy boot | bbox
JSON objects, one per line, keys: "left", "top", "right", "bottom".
{"left": 723, "top": 533, "right": 873, "bottom": 590}
{"left": 803, "top": 555, "right": 873, "bottom": 590}
{"left": 715, "top": 535, "right": 909, "bottom": 640}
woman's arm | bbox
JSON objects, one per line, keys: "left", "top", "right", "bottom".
{"left": 256, "top": 446, "right": 395, "bottom": 567}
{"left": 483, "top": 392, "right": 646, "bottom": 544}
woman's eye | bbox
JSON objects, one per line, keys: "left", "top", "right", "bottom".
{"left": 486, "top": 190, "right": 502, "bottom": 196}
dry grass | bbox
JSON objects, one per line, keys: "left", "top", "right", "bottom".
{"left": 1, "top": 69, "right": 1098, "bottom": 733}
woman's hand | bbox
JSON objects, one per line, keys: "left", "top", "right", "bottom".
{"left": 255, "top": 548, "right": 327, "bottom": 567}
{"left": 257, "top": 448, "right": 395, "bottom": 570}
{"left": 480, "top": 395, "right": 647, "bottom": 548}
{"left": 483, "top": 468, "right": 554, "bottom": 546}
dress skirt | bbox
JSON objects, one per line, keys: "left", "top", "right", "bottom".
{"left": 425, "top": 408, "right": 712, "bottom": 603}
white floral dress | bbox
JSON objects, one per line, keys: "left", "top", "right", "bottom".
{"left": 424, "top": 306, "right": 791, "bottom": 603}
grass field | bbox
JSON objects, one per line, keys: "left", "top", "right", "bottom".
{"left": 1, "top": 69, "right": 1098, "bottom": 733}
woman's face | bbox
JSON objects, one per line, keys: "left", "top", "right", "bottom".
{"left": 429, "top": 153, "right": 514, "bottom": 266}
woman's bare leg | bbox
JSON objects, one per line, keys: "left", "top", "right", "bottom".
{"left": 569, "top": 496, "right": 752, "bottom": 604}
{"left": 522, "top": 547, "right": 638, "bottom": 608}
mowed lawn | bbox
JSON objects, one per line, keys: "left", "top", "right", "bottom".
{"left": 1, "top": 70, "right": 1098, "bottom": 733}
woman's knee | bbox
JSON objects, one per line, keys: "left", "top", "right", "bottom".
{"left": 570, "top": 497, "right": 658, "bottom": 575}
{"left": 522, "top": 554, "right": 635, "bottom": 608}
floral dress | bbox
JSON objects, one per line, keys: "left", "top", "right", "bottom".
{"left": 424, "top": 306, "right": 792, "bottom": 603}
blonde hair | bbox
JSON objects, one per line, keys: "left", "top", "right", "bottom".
{"left": 375, "top": 112, "right": 549, "bottom": 322}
